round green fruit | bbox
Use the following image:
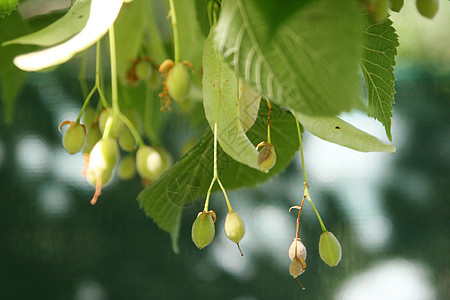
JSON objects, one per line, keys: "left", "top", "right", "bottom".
{"left": 191, "top": 212, "right": 215, "bottom": 250}
{"left": 416, "top": 0, "right": 439, "bottom": 19}
{"left": 135, "top": 60, "right": 153, "bottom": 81}
{"left": 62, "top": 122, "right": 86, "bottom": 154}
{"left": 136, "top": 145, "right": 164, "bottom": 180}
{"left": 369, "top": 0, "right": 389, "bottom": 24}
{"left": 319, "top": 231, "right": 342, "bottom": 267}
{"left": 224, "top": 211, "right": 245, "bottom": 244}
{"left": 166, "top": 62, "right": 191, "bottom": 102}
{"left": 118, "top": 154, "right": 136, "bottom": 180}
{"left": 118, "top": 127, "right": 136, "bottom": 152}
{"left": 83, "top": 124, "right": 102, "bottom": 154}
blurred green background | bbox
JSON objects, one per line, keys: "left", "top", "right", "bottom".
{"left": 0, "top": 1, "right": 449, "bottom": 299}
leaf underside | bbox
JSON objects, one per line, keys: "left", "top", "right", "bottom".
{"left": 137, "top": 103, "right": 299, "bottom": 234}
{"left": 215, "top": 0, "right": 365, "bottom": 117}
{"left": 361, "top": 18, "right": 399, "bottom": 141}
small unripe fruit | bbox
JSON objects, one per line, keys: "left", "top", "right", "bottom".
{"left": 135, "top": 60, "right": 153, "bottom": 81}
{"left": 62, "top": 122, "right": 86, "bottom": 154}
{"left": 319, "top": 231, "right": 342, "bottom": 267}
{"left": 416, "top": 0, "right": 439, "bottom": 19}
{"left": 224, "top": 211, "right": 245, "bottom": 244}
{"left": 82, "top": 106, "right": 96, "bottom": 127}
{"left": 118, "top": 154, "right": 136, "bottom": 180}
{"left": 389, "top": 0, "right": 403, "bottom": 12}
{"left": 99, "top": 108, "right": 123, "bottom": 138}
{"left": 368, "top": 0, "right": 389, "bottom": 24}
{"left": 289, "top": 238, "right": 307, "bottom": 261}
{"left": 289, "top": 257, "right": 306, "bottom": 278}
{"left": 89, "top": 137, "right": 119, "bottom": 176}
{"left": 191, "top": 212, "right": 215, "bottom": 249}
{"left": 83, "top": 124, "right": 102, "bottom": 153}
{"left": 257, "top": 144, "right": 276, "bottom": 173}
{"left": 166, "top": 62, "right": 191, "bottom": 102}
{"left": 118, "top": 127, "right": 136, "bottom": 152}
{"left": 136, "top": 145, "right": 164, "bottom": 180}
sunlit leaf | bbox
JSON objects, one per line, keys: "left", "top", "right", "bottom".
{"left": 238, "top": 78, "right": 261, "bottom": 132}
{"left": 296, "top": 111, "right": 396, "bottom": 153}
{"left": 361, "top": 18, "right": 399, "bottom": 141}
{"left": 203, "top": 28, "right": 259, "bottom": 170}
{"left": 215, "top": 0, "right": 365, "bottom": 116}
{"left": 12, "top": 0, "right": 123, "bottom": 72}
{"left": 2, "top": 0, "right": 90, "bottom": 47}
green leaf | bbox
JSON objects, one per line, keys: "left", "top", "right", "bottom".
{"left": 137, "top": 103, "right": 299, "bottom": 233}
{"left": 203, "top": 28, "right": 259, "bottom": 170}
{"left": 2, "top": 0, "right": 90, "bottom": 47}
{"left": 11, "top": 0, "right": 123, "bottom": 72}
{"left": 361, "top": 18, "right": 399, "bottom": 141}
{"left": 0, "top": 0, "right": 19, "bottom": 19}
{"left": 215, "top": 0, "right": 366, "bottom": 116}
{"left": 0, "top": 11, "right": 30, "bottom": 123}
{"left": 296, "top": 111, "right": 396, "bottom": 153}
{"left": 115, "top": 0, "right": 147, "bottom": 82}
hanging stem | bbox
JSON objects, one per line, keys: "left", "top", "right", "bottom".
{"left": 294, "top": 112, "right": 327, "bottom": 233}
{"left": 168, "top": 0, "right": 180, "bottom": 62}
{"left": 266, "top": 99, "right": 272, "bottom": 144}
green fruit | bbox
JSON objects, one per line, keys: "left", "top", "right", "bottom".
{"left": 82, "top": 106, "right": 96, "bottom": 127}
{"left": 416, "top": 0, "right": 439, "bottom": 19}
{"left": 88, "top": 137, "right": 119, "bottom": 176}
{"left": 83, "top": 124, "right": 102, "bottom": 153}
{"left": 99, "top": 108, "right": 123, "bottom": 138}
{"left": 62, "top": 122, "right": 86, "bottom": 154}
{"left": 389, "top": 0, "right": 404, "bottom": 12}
{"left": 135, "top": 60, "right": 153, "bottom": 81}
{"left": 118, "top": 154, "right": 136, "bottom": 180}
{"left": 86, "top": 168, "right": 113, "bottom": 187}
{"left": 166, "top": 62, "right": 191, "bottom": 102}
{"left": 224, "top": 211, "right": 246, "bottom": 244}
{"left": 289, "top": 238, "right": 307, "bottom": 261}
{"left": 319, "top": 231, "right": 342, "bottom": 267}
{"left": 257, "top": 144, "right": 276, "bottom": 173}
{"left": 136, "top": 145, "right": 164, "bottom": 180}
{"left": 118, "top": 127, "right": 136, "bottom": 152}
{"left": 191, "top": 212, "right": 215, "bottom": 249}
{"left": 289, "top": 257, "right": 305, "bottom": 278}
{"left": 369, "top": 0, "right": 389, "bottom": 24}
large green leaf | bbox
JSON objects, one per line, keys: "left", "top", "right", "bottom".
{"left": 11, "top": 0, "right": 123, "bottom": 72}
{"left": 203, "top": 28, "right": 259, "bottom": 170}
{"left": 296, "top": 112, "right": 396, "bottom": 153}
{"left": 137, "top": 103, "right": 299, "bottom": 234}
{"left": 214, "top": 0, "right": 365, "bottom": 116}
{"left": 0, "top": 0, "right": 18, "bottom": 19}
{"left": 361, "top": 18, "right": 399, "bottom": 141}
{"left": 2, "top": 0, "right": 90, "bottom": 47}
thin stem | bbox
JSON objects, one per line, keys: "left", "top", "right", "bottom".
{"left": 108, "top": 25, "right": 119, "bottom": 114}
{"left": 203, "top": 177, "right": 216, "bottom": 212}
{"left": 76, "top": 86, "right": 96, "bottom": 123}
{"left": 266, "top": 99, "right": 272, "bottom": 144}
{"left": 217, "top": 178, "right": 233, "bottom": 212}
{"left": 294, "top": 112, "right": 327, "bottom": 233}
{"left": 169, "top": 0, "right": 180, "bottom": 62}
{"left": 295, "top": 195, "right": 306, "bottom": 240}
{"left": 95, "top": 41, "right": 109, "bottom": 108}
{"left": 304, "top": 185, "right": 327, "bottom": 232}
{"left": 294, "top": 113, "right": 307, "bottom": 182}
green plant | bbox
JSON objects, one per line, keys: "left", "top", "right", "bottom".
{"left": 0, "top": 0, "right": 445, "bottom": 290}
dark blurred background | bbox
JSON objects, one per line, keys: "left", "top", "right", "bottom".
{"left": 0, "top": 1, "right": 449, "bottom": 300}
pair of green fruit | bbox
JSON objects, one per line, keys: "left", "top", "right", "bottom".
{"left": 191, "top": 210, "right": 245, "bottom": 254}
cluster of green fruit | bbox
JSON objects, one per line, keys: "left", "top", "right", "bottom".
{"left": 60, "top": 107, "right": 170, "bottom": 205}
{"left": 191, "top": 209, "right": 246, "bottom": 255}
{"left": 363, "top": 0, "right": 440, "bottom": 23}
